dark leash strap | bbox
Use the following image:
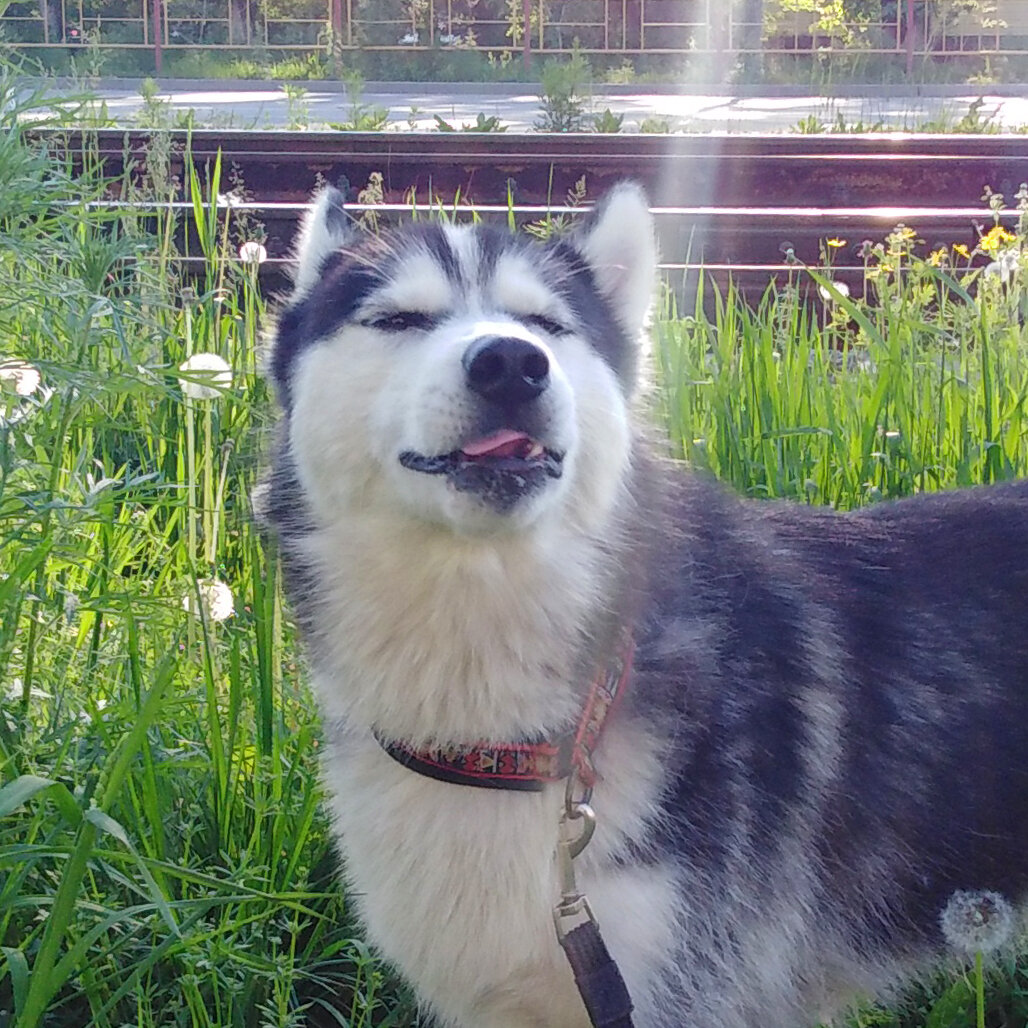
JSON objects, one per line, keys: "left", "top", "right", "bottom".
{"left": 559, "top": 921, "right": 635, "bottom": 1028}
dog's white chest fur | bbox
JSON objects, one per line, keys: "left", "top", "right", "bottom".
{"left": 322, "top": 728, "right": 675, "bottom": 1028}
{"left": 301, "top": 515, "right": 674, "bottom": 1026}
{"left": 324, "top": 737, "right": 582, "bottom": 1027}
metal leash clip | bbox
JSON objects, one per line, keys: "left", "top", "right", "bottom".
{"left": 553, "top": 775, "right": 598, "bottom": 940}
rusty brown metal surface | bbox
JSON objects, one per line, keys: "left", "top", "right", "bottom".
{"left": 39, "top": 129, "right": 1028, "bottom": 289}
{"left": 42, "top": 128, "right": 1028, "bottom": 207}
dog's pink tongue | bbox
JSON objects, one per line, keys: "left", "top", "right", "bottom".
{"left": 461, "top": 429, "right": 530, "bottom": 458}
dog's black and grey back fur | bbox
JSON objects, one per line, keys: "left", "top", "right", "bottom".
{"left": 635, "top": 475, "right": 1028, "bottom": 1016}
{"left": 263, "top": 183, "right": 1028, "bottom": 1027}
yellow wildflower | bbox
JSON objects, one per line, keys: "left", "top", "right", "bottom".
{"left": 927, "top": 248, "right": 948, "bottom": 267}
{"left": 826, "top": 238, "right": 847, "bottom": 249}
{"left": 979, "top": 225, "right": 1017, "bottom": 254}
{"left": 953, "top": 243, "right": 971, "bottom": 259}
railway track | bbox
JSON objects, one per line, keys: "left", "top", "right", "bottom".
{"left": 38, "top": 129, "right": 1028, "bottom": 295}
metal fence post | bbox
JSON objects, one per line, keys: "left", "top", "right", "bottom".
{"left": 152, "top": 0, "right": 162, "bottom": 71}
{"left": 906, "top": 0, "right": 915, "bottom": 77}
{"left": 330, "top": 0, "right": 343, "bottom": 51}
{"left": 522, "top": 0, "right": 531, "bottom": 70}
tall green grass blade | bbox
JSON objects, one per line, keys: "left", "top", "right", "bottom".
{"left": 0, "top": 776, "right": 82, "bottom": 826}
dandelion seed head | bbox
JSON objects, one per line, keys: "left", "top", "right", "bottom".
{"left": 178, "top": 353, "right": 231, "bottom": 400}
{"left": 182, "top": 578, "right": 235, "bottom": 623}
{"left": 238, "top": 241, "right": 268, "bottom": 264}
{"left": 818, "top": 281, "right": 850, "bottom": 302}
{"left": 984, "top": 249, "right": 1018, "bottom": 284}
{"left": 0, "top": 360, "right": 41, "bottom": 397}
{"left": 940, "top": 890, "right": 1014, "bottom": 955}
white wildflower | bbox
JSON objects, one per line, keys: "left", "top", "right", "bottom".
{"left": 940, "top": 889, "right": 1014, "bottom": 956}
{"left": 0, "top": 360, "right": 41, "bottom": 397}
{"left": 182, "top": 578, "right": 235, "bottom": 623}
{"left": 178, "top": 353, "right": 231, "bottom": 401}
{"left": 238, "top": 241, "right": 268, "bottom": 264}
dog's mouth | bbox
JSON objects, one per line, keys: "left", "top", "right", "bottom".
{"left": 399, "top": 430, "right": 564, "bottom": 510}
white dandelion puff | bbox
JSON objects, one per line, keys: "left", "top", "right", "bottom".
{"left": 182, "top": 578, "right": 235, "bottom": 623}
{"left": 818, "top": 281, "right": 850, "bottom": 303}
{"left": 178, "top": 353, "right": 231, "bottom": 401}
{"left": 238, "top": 241, "right": 268, "bottom": 264}
{"left": 939, "top": 889, "right": 1014, "bottom": 956}
{"left": 984, "top": 249, "right": 1019, "bottom": 285}
{"left": 0, "top": 360, "right": 42, "bottom": 397}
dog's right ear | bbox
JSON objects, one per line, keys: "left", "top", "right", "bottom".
{"left": 292, "top": 186, "right": 351, "bottom": 297}
{"left": 577, "top": 182, "right": 657, "bottom": 342}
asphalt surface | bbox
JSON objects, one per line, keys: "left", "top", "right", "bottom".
{"left": 40, "top": 78, "right": 1028, "bottom": 132}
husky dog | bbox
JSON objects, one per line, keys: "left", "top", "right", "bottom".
{"left": 262, "top": 183, "right": 1028, "bottom": 1028}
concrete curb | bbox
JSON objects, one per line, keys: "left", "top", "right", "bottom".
{"left": 33, "top": 76, "right": 1028, "bottom": 98}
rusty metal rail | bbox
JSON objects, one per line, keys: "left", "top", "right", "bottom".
{"left": 38, "top": 129, "right": 1028, "bottom": 293}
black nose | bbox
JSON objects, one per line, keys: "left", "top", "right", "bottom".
{"left": 463, "top": 336, "right": 550, "bottom": 406}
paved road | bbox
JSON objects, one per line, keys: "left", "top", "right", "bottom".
{"left": 42, "top": 78, "right": 1028, "bottom": 132}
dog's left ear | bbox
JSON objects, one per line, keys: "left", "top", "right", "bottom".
{"left": 292, "top": 185, "right": 351, "bottom": 297}
{"left": 578, "top": 182, "right": 657, "bottom": 339}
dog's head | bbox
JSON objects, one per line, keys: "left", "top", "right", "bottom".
{"left": 269, "top": 183, "right": 656, "bottom": 535}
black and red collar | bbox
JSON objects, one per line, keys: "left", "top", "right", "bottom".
{"left": 377, "top": 634, "right": 635, "bottom": 791}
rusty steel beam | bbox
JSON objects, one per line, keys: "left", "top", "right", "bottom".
{"left": 38, "top": 128, "right": 1028, "bottom": 210}
{"left": 37, "top": 129, "right": 1028, "bottom": 293}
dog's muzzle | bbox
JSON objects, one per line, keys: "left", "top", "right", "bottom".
{"left": 398, "top": 335, "right": 565, "bottom": 512}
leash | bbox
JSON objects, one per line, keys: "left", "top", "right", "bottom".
{"left": 375, "top": 633, "right": 638, "bottom": 1028}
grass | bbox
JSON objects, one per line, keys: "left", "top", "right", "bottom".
{"left": 1, "top": 69, "right": 1026, "bottom": 1028}
{"left": 657, "top": 242, "right": 1028, "bottom": 509}
{"left": 0, "top": 74, "right": 415, "bottom": 1027}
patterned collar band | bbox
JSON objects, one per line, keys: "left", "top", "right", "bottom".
{"left": 377, "top": 634, "right": 635, "bottom": 791}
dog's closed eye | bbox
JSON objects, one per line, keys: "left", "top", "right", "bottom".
{"left": 522, "top": 313, "right": 570, "bottom": 337}
{"left": 363, "top": 311, "right": 437, "bottom": 333}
